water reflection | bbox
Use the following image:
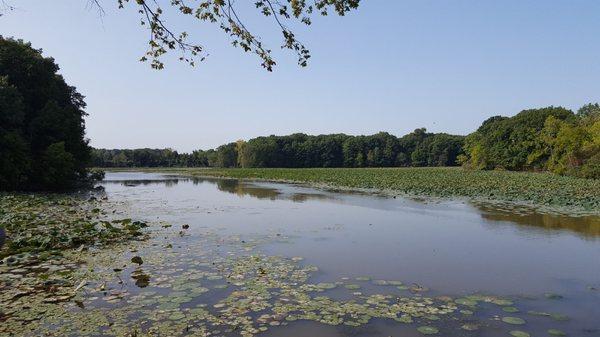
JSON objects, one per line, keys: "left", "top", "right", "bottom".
{"left": 103, "top": 173, "right": 600, "bottom": 239}
{"left": 213, "top": 179, "right": 281, "bottom": 199}
{"left": 103, "top": 175, "right": 335, "bottom": 202}
{"left": 213, "top": 179, "right": 336, "bottom": 202}
{"left": 476, "top": 204, "right": 600, "bottom": 239}
{"left": 104, "top": 179, "right": 182, "bottom": 187}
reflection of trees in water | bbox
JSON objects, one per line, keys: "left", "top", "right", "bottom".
{"left": 104, "top": 179, "right": 183, "bottom": 187}
{"left": 124, "top": 179, "right": 181, "bottom": 187}
{"left": 477, "top": 204, "right": 600, "bottom": 239}
{"left": 202, "top": 178, "right": 333, "bottom": 202}
{"left": 289, "top": 193, "right": 333, "bottom": 202}
{"left": 106, "top": 177, "right": 333, "bottom": 202}
{"left": 214, "top": 179, "right": 281, "bottom": 200}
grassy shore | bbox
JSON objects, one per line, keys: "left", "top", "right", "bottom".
{"left": 107, "top": 167, "right": 600, "bottom": 215}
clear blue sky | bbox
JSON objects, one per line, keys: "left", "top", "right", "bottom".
{"left": 2, "top": 1, "right": 599, "bottom": 152}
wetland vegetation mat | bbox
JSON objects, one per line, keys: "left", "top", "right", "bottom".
{"left": 0, "top": 192, "right": 581, "bottom": 337}
{"left": 1, "top": 173, "right": 598, "bottom": 337}
{"left": 0, "top": 193, "right": 149, "bottom": 335}
{"left": 119, "top": 167, "right": 600, "bottom": 216}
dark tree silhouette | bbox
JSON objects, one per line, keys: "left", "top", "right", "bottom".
{"left": 0, "top": 37, "right": 91, "bottom": 190}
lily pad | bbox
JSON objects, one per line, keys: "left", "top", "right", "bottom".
{"left": 550, "top": 313, "right": 569, "bottom": 321}
{"left": 316, "top": 282, "right": 336, "bottom": 290}
{"left": 502, "top": 317, "right": 526, "bottom": 325}
{"left": 509, "top": 331, "right": 530, "bottom": 337}
{"left": 493, "top": 299, "right": 514, "bottom": 306}
{"left": 455, "top": 298, "right": 478, "bottom": 306}
{"left": 417, "top": 326, "right": 439, "bottom": 335}
{"left": 527, "top": 310, "right": 551, "bottom": 316}
{"left": 394, "top": 315, "right": 413, "bottom": 323}
{"left": 502, "top": 306, "right": 519, "bottom": 313}
{"left": 545, "top": 293, "right": 563, "bottom": 300}
{"left": 547, "top": 329, "right": 567, "bottom": 336}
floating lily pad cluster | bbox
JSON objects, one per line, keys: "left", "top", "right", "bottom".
{"left": 0, "top": 193, "right": 150, "bottom": 333}
{"left": 0, "top": 193, "right": 577, "bottom": 337}
{"left": 0, "top": 194, "right": 148, "bottom": 260}
{"left": 3, "top": 226, "right": 547, "bottom": 337}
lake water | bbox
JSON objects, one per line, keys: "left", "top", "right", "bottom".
{"left": 97, "top": 171, "right": 600, "bottom": 337}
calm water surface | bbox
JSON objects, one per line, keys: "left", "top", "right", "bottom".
{"left": 101, "top": 172, "right": 600, "bottom": 337}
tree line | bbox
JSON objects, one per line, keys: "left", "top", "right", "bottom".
{"left": 92, "top": 103, "right": 599, "bottom": 179}
{"left": 2, "top": 37, "right": 599, "bottom": 192}
{"left": 91, "top": 130, "right": 465, "bottom": 169}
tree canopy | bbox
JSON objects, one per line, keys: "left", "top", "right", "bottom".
{"left": 0, "top": 37, "right": 91, "bottom": 190}
{"left": 460, "top": 105, "right": 599, "bottom": 178}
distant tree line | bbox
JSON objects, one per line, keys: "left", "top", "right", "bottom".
{"left": 91, "top": 130, "right": 465, "bottom": 169}
{"left": 92, "top": 104, "right": 600, "bottom": 179}
{"left": 90, "top": 148, "right": 217, "bottom": 168}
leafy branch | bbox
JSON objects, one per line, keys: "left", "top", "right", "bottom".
{"left": 114, "top": 0, "right": 360, "bottom": 70}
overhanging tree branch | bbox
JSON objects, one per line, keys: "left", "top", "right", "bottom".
{"left": 111, "top": 0, "right": 360, "bottom": 70}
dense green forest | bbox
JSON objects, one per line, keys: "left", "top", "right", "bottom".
{"left": 91, "top": 104, "right": 599, "bottom": 179}
{"left": 91, "top": 130, "right": 465, "bottom": 169}
{"left": 0, "top": 37, "right": 93, "bottom": 190}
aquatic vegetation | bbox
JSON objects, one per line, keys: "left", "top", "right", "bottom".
{"left": 545, "top": 293, "right": 563, "bottom": 300}
{"left": 528, "top": 310, "right": 552, "bottom": 316}
{"left": 6, "top": 220, "right": 559, "bottom": 337}
{"left": 509, "top": 331, "right": 531, "bottom": 337}
{"left": 0, "top": 194, "right": 148, "bottom": 260}
{"left": 0, "top": 193, "right": 150, "bottom": 334}
{"left": 550, "top": 313, "right": 570, "bottom": 321}
{"left": 417, "top": 326, "right": 439, "bottom": 334}
{"left": 180, "top": 167, "right": 600, "bottom": 215}
{"left": 502, "top": 317, "right": 526, "bottom": 325}
{"left": 0, "top": 191, "right": 583, "bottom": 337}
{"left": 455, "top": 298, "right": 478, "bottom": 306}
{"left": 0, "top": 213, "right": 540, "bottom": 337}
{"left": 547, "top": 328, "right": 567, "bottom": 336}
